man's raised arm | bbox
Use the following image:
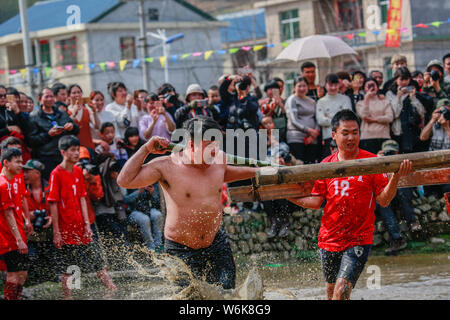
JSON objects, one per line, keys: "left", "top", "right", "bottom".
{"left": 117, "top": 136, "right": 170, "bottom": 189}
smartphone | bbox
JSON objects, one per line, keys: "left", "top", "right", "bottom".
{"left": 54, "top": 125, "right": 64, "bottom": 129}
{"left": 353, "top": 74, "right": 361, "bottom": 84}
{"left": 197, "top": 99, "right": 209, "bottom": 107}
{"left": 6, "top": 94, "right": 15, "bottom": 103}
{"left": 133, "top": 90, "right": 139, "bottom": 99}
{"left": 82, "top": 97, "right": 90, "bottom": 104}
{"left": 272, "top": 88, "right": 280, "bottom": 97}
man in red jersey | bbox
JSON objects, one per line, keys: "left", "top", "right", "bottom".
{"left": 0, "top": 148, "right": 29, "bottom": 300}
{"left": 48, "top": 135, "right": 116, "bottom": 299}
{"left": 288, "top": 110, "right": 413, "bottom": 300}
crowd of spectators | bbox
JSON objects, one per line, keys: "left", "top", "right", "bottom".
{"left": 1, "top": 52, "right": 450, "bottom": 298}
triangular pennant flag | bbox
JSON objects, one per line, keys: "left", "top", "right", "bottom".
{"left": 0, "top": 70, "right": 5, "bottom": 75}
{"left": 344, "top": 33, "right": 355, "bottom": 40}
{"left": 45, "top": 67, "right": 51, "bottom": 78}
{"left": 400, "top": 27, "right": 408, "bottom": 33}
{"left": 65, "top": 65, "right": 73, "bottom": 71}
{"left": 216, "top": 50, "right": 227, "bottom": 55}
{"left": 10, "top": 69, "right": 17, "bottom": 75}
{"left": 99, "top": 62, "right": 106, "bottom": 71}
{"left": 192, "top": 52, "right": 202, "bottom": 57}
{"left": 107, "top": 61, "right": 116, "bottom": 69}
{"left": 56, "top": 66, "right": 64, "bottom": 71}
{"left": 132, "top": 59, "right": 140, "bottom": 68}
{"left": 253, "top": 45, "right": 264, "bottom": 51}
{"left": 171, "top": 55, "right": 178, "bottom": 63}
{"left": 33, "top": 68, "right": 39, "bottom": 75}
{"left": 372, "top": 30, "right": 380, "bottom": 36}
{"left": 357, "top": 32, "right": 366, "bottom": 37}
{"left": 448, "top": 17, "right": 450, "bottom": 23}
{"left": 229, "top": 48, "right": 239, "bottom": 54}
{"left": 120, "top": 60, "right": 128, "bottom": 71}
{"left": 431, "top": 21, "right": 442, "bottom": 28}
{"left": 267, "top": 44, "right": 275, "bottom": 48}
{"left": 241, "top": 46, "right": 252, "bottom": 51}
{"left": 89, "top": 63, "right": 96, "bottom": 69}
{"left": 181, "top": 53, "right": 191, "bottom": 59}
{"left": 415, "top": 23, "right": 429, "bottom": 28}
{"left": 281, "top": 42, "right": 289, "bottom": 48}
{"left": 145, "top": 57, "right": 154, "bottom": 63}
{"left": 204, "top": 50, "right": 214, "bottom": 61}
{"left": 159, "top": 56, "right": 166, "bottom": 68}
{"left": 77, "top": 64, "right": 84, "bottom": 70}
{"left": 20, "top": 68, "right": 26, "bottom": 79}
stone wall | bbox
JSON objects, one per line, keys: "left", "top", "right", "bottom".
{"left": 222, "top": 194, "right": 450, "bottom": 258}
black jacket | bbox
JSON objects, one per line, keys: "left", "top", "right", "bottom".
{"left": 0, "top": 105, "right": 30, "bottom": 141}
{"left": 27, "top": 106, "right": 79, "bottom": 158}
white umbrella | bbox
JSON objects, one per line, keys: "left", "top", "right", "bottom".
{"left": 275, "top": 34, "right": 357, "bottom": 62}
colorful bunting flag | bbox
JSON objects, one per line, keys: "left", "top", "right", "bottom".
{"left": 120, "top": 60, "right": 128, "bottom": 71}
{"left": 20, "top": 68, "right": 26, "bottom": 79}
{"left": 171, "top": 55, "right": 178, "bottom": 63}
{"left": 229, "top": 48, "right": 239, "bottom": 54}
{"left": 216, "top": 50, "right": 227, "bottom": 55}
{"left": 0, "top": 70, "right": 4, "bottom": 75}
{"left": 89, "top": 63, "right": 96, "bottom": 69}
{"left": 65, "top": 65, "right": 73, "bottom": 71}
{"left": 181, "top": 53, "right": 191, "bottom": 59}
{"left": 10, "top": 70, "right": 17, "bottom": 75}
{"left": 192, "top": 52, "right": 202, "bottom": 57}
{"left": 431, "top": 21, "right": 442, "bottom": 28}
{"left": 345, "top": 34, "right": 355, "bottom": 40}
{"left": 159, "top": 56, "right": 166, "bottom": 68}
{"left": 415, "top": 23, "right": 429, "bottom": 28}
{"left": 132, "top": 59, "right": 140, "bottom": 68}
{"left": 45, "top": 67, "right": 51, "bottom": 78}
{"left": 281, "top": 42, "right": 289, "bottom": 48}
{"left": 33, "top": 68, "right": 39, "bottom": 75}
{"left": 253, "top": 45, "right": 264, "bottom": 51}
{"left": 77, "top": 64, "right": 84, "bottom": 70}
{"left": 107, "top": 61, "right": 116, "bottom": 69}
{"left": 204, "top": 50, "right": 214, "bottom": 61}
{"left": 241, "top": 46, "right": 252, "bottom": 51}
{"left": 99, "top": 62, "right": 106, "bottom": 71}
{"left": 145, "top": 57, "right": 154, "bottom": 63}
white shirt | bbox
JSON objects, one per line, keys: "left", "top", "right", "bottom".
{"left": 105, "top": 101, "right": 145, "bottom": 138}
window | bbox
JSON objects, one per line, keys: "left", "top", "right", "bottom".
{"left": 280, "top": 9, "right": 300, "bottom": 41}
{"left": 120, "top": 37, "right": 136, "bottom": 60}
{"left": 337, "top": 0, "right": 364, "bottom": 31}
{"left": 379, "top": 0, "right": 389, "bottom": 24}
{"left": 148, "top": 8, "right": 159, "bottom": 21}
{"left": 384, "top": 56, "right": 393, "bottom": 79}
{"left": 56, "top": 37, "right": 77, "bottom": 66}
{"left": 284, "top": 71, "right": 300, "bottom": 96}
{"left": 32, "top": 39, "right": 51, "bottom": 67}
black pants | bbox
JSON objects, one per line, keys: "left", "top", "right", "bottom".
{"left": 27, "top": 240, "right": 58, "bottom": 284}
{"left": 359, "top": 138, "right": 388, "bottom": 155}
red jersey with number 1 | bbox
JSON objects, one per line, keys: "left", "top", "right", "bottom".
{"left": 0, "top": 174, "right": 26, "bottom": 255}
{"left": 47, "top": 165, "right": 90, "bottom": 246}
{"left": 311, "top": 149, "right": 389, "bottom": 252}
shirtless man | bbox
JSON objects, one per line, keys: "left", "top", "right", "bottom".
{"left": 117, "top": 116, "right": 258, "bottom": 289}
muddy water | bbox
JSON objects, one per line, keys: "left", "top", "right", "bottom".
{"left": 25, "top": 251, "right": 450, "bottom": 300}
{"left": 262, "top": 253, "right": 450, "bottom": 300}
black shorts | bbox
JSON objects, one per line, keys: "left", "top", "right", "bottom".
{"left": 319, "top": 244, "right": 372, "bottom": 287}
{"left": 55, "top": 242, "right": 105, "bottom": 275}
{"left": 0, "top": 250, "right": 29, "bottom": 272}
{"left": 164, "top": 229, "right": 236, "bottom": 289}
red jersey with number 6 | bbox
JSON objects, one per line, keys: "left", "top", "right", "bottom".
{"left": 48, "top": 165, "right": 90, "bottom": 245}
{"left": 0, "top": 174, "right": 26, "bottom": 255}
{"left": 311, "top": 149, "right": 389, "bottom": 252}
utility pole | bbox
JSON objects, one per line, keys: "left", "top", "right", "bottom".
{"left": 138, "top": 0, "right": 150, "bottom": 91}
{"left": 18, "top": 0, "right": 34, "bottom": 97}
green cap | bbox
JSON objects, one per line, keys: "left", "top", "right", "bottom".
{"left": 23, "top": 159, "right": 45, "bottom": 172}
{"left": 381, "top": 140, "right": 399, "bottom": 152}
{"left": 437, "top": 98, "right": 450, "bottom": 109}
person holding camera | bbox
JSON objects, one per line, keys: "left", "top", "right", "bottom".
{"left": 356, "top": 78, "right": 394, "bottom": 154}
{"left": 260, "top": 79, "right": 287, "bottom": 142}
{"left": 139, "top": 93, "right": 175, "bottom": 142}
{"left": 157, "top": 83, "right": 184, "bottom": 119}
{"left": 175, "top": 84, "right": 215, "bottom": 129}
{"left": 97, "top": 122, "right": 128, "bottom": 168}
{"left": 22, "top": 159, "right": 56, "bottom": 284}
{"left": 27, "top": 88, "right": 79, "bottom": 180}
{"left": 385, "top": 67, "right": 426, "bottom": 154}
{"left": 423, "top": 59, "right": 448, "bottom": 106}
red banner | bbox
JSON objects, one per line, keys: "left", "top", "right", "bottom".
{"left": 385, "top": 0, "right": 402, "bottom": 47}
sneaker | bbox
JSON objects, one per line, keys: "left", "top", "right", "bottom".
{"left": 410, "top": 221, "right": 422, "bottom": 232}
{"left": 385, "top": 238, "right": 408, "bottom": 255}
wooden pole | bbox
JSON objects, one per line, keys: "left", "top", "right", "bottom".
{"left": 255, "top": 150, "right": 450, "bottom": 186}
{"left": 228, "top": 168, "right": 450, "bottom": 202}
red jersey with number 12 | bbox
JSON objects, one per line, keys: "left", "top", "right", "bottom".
{"left": 48, "top": 165, "right": 90, "bottom": 245}
{"left": 311, "top": 149, "right": 389, "bottom": 252}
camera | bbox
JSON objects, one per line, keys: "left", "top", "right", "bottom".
{"left": 430, "top": 70, "right": 441, "bottom": 81}
{"left": 163, "top": 93, "right": 178, "bottom": 105}
{"left": 383, "top": 150, "right": 396, "bottom": 156}
{"left": 278, "top": 150, "right": 292, "bottom": 164}
{"left": 33, "top": 210, "right": 47, "bottom": 230}
{"left": 78, "top": 160, "right": 100, "bottom": 176}
{"left": 117, "top": 141, "right": 127, "bottom": 149}
{"left": 439, "top": 108, "right": 450, "bottom": 121}
{"left": 237, "top": 76, "right": 251, "bottom": 91}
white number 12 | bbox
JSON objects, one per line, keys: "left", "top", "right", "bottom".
{"left": 334, "top": 180, "right": 349, "bottom": 196}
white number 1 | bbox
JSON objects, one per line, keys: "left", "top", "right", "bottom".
{"left": 72, "top": 184, "right": 77, "bottom": 196}
{"left": 334, "top": 180, "right": 349, "bottom": 196}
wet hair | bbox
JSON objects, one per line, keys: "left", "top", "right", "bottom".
{"left": 324, "top": 73, "right": 339, "bottom": 84}
{"left": 51, "top": 83, "right": 67, "bottom": 96}
{"left": 157, "top": 83, "right": 177, "bottom": 96}
{"left": 68, "top": 84, "right": 83, "bottom": 95}
{"left": 301, "top": 61, "right": 316, "bottom": 71}
{"left": 411, "top": 70, "right": 423, "bottom": 78}
{"left": 100, "top": 122, "right": 115, "bottom": 134}
{"left": 124, "top": 127, "right": 139, "bottom": 143}
{"left": 393, "top": 67, "right": 412, "bottom": 80}
{"left": 331, "top": 110, "right": 361, "bottom": 132}
{"left": 1, "top": 147, "right": 22, "bottom": 166}
{"left": 264, "top": 79, "right": 280, "bottom": 92}
{"left": 1, "top": 137, "right": 22, "bottom": 150}
{"left": 107, "top": 82, "right": 127, "bottom": 99}
{"left": 293, "top": 76, "right": 309, "bottom": 86}
{"left": 6, "top": 87, "right": 20, "bottom": 99}
{"left": 58, "top": 135, "right": 80, "bottom": 151}
{"left": 183, "top": 116, "right": 222, "bottom": 140}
